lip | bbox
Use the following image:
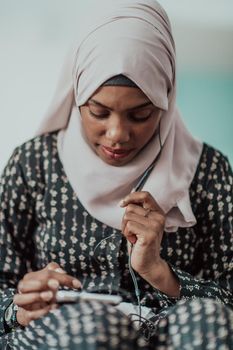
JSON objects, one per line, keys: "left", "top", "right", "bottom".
{"left": 101, "top": 145, "right": 133, "bottom": 159}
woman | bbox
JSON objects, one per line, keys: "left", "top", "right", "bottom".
{"left": 0, "top": 0, "right": 232, "bottom": 349}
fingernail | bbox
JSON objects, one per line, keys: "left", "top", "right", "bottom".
{"left": 72, "top": 279, "right": 82, "bottom": 289}
{"left": 40, "top": 291, "right": 53, "bottom": 301}
{"left": 48, "top": 279, "right": 59, "bottom": 289}
{"left": 119, "top": 199, "right": 125, "bottom": 207}
{"left": 54, "top": 268, "right": 66, "bottom": 274}
{"left": 18, "top": 281, "right": 24, "bottom": 290}
{"left": 47, "top": 264, "right": 57, "bottom": 271}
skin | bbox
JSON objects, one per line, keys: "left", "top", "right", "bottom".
{"left": 120, "top": 192, "right": 180, "bottom": 297}
{"left": 80, "top": 86, "right": 161, "bottom": 166}
{"left": 81, "top": 86, "right": 180, "bottom": 296}
{"left": 14, "top": 262, "right": 82, "bottom": 327}
{"left": 14, "top": 85, "right": 179, "bottom": 327}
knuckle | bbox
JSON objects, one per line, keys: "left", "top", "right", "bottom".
{"left": 30, "top": 294, "right": 38, "bottom": 303}
{"left": 151, "top": 221, "right": 161, "bottom": 232}
{"left": 126, "top": 204, "right": 134, "bottom": 213}
{"left": 142, "top": 191, "right": 150, "bottom": 198}
{"left": 46, "top": 262, "right": 60, "bottom": 271}
{"left": 31, "top": 316, "right": 38, "bottom": 322}
{"left": 149, "top": 228, "right": 157, "bottom": 238}
{"left": 47, "top": 278, "right": 60, "bottom": 289}
{"left": 126, "top": 221, "right": 134, "bottom": 232}
{"left": 159, "top": 215, "right": 166, "bottom": 226}
{"left": 124, "top": 212, "right": 130, "bottom": 221}
{"left": 151, "top": 216, "right": 165, "bottom": 230}
{"left": 26, "top": 310, "right": 33, "bottom": 321}
{"left": 141, "top": 237, "right": 147, "bottom": 245}
{"left": 13, "top": 294, "right": 19, "bottom": 304}
{"left": 156, "top": 216, "right": 165, "bottom": 230}
{"left": 29, "top": 313, "right": 36, "bottom": 321}
{"left": 23, "top": 272, "right": 34, "bottom": 281}
{"left": 17, "top": 279, "right": 24, "bottom": 291}
{"left": 125, "top": 221, "right": 130, "bottom": 231}
{"left": 43, "top": 270, "right": 52, "bottom": 280}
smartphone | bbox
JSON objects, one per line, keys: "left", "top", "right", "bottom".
{"left": 56, "top": 290, "right": 122, "bottom": 305}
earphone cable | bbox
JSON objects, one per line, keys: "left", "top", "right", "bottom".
{"left": 128, "top": 243, "right": 142, "bottom": 325}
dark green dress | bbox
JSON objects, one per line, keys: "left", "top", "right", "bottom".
{"left": 0, "top": 132, "right": 232, "bottom": 349}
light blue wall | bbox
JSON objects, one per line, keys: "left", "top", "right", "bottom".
{"left": 177, "top": 73, "right": 233, "bottom": 165}
{"left": 0, "top": 0, "right": 232, "bottom": 170}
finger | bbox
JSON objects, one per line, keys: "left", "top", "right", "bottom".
{"left": 125, "top": 204, "right": 146, "bottom": 216}
{"left": 14, "top": 290, "right": 54, "bottom": 306}
{"left": 123, "top": 212, "right": 165, "bottom": 239}
{"left": 46, "top": 272, "right": 82, "bottom": 289}
{"left": 123, "top": 220, "right": 155, "bottom": 245}
{"left": 22, "top": 271, "right": 82, "bottom": 290}
{"left": 120, "top": 191, "right": 163, "bottom": 212}
{"left": 18, "top": 279, "right": 42, "bottom": 293}
{"left": 18, "top": 278, "right": 59, "bottom": 293}
{"left": 23, "top": 301, "right": 50, "bottom": 311}
{"left": 46, "top": 263, "right": 66, "bottom": 274}
{"left": 124, "top": 204, "right": 163, "bottom": 220}
{"left": 122, "top": 207, "right": 165, "bottom": 233}
{"left": 122, "top": 220, "right": 144, "bottom": 244}
{"left": 121, "top": 204, "right": 146, "bottom": 233}
{"left": 14, "top": 292, "right": 42, "bottom": 306}
{"left": 26, "top": 304, "right": 53, "bottom": 324}
{"left": 122, "top": 211, "right": 148, "bottom": 233}
{"left": 23, "top": 261, "right": 66, "bottom": 282}
{"left": 148, "top": 210, "right": 166, "bottom": 227}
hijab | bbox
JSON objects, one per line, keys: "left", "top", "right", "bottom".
{"left": 37, "top": 0, "right": 203, "bottom": 232}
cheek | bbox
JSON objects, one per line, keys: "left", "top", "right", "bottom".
{"left": 136, "top": 120, "right": 159, "bottom": 144}
{"left": 81, "top": 116, "right": 104, "bottom": 142}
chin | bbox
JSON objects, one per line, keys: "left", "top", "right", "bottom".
{"left": 100, "top": 153, "right": 137, "bottom": 167}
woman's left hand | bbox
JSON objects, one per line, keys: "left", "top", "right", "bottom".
{"left": 120, "top": 191, "right": 165, "bottom": 279}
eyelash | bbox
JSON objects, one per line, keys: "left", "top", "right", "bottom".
{"left": 89, "top": 110, "right": 153, "bottom": 122}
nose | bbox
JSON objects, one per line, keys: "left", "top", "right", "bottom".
{"left": 105, "top": 115, "right": 130, "bottom": 144}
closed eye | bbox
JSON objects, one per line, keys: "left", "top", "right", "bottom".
{"left": 89, "top": 110, "right": 110, "bottom": 119}
{"left": 87, "top": 101, "right": 158, "bottom": 122}
{"left": 129, "top": 110, "right": 153, "bottom": 122}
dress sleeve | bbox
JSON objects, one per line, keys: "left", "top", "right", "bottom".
{"left": 0, "top": 147, "right": 36, "bottom": 336}
{"left": 170, "top": 151, "right": 233, "bottom": 307}
{"left": 141, "top": 149, "right": 233, "bottom": 311}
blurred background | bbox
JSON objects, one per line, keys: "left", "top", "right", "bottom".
{"left": 0, "top": 0, "right": 232, "bottom": 172}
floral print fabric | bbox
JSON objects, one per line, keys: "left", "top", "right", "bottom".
{"left": 0, "top": 132, "right": 232, "bottom": 349}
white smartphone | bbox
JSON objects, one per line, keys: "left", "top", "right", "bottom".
{"left": 56, "top": 290, "right": 122, "bottom": 305}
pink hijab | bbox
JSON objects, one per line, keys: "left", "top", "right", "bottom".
{"left": 37, "top": 0, "right": 203, "bottom": 232}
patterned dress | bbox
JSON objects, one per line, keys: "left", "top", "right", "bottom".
{"left": 0, "top": 132, "right": 232, "bottom": 350}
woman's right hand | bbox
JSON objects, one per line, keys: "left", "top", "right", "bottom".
{"left": 13, "top": 262, "right": 82, "bottom": 327}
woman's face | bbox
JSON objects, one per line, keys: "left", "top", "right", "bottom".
{"left": 80, "top": 85, "right": 161, "bottom": 166}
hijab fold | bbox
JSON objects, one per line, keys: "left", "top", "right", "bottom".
{"left": 37, "top": 0, "right": 203, "bottom": 232}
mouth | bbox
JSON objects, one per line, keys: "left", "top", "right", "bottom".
{"left": 101, "top": 145, "right": 134, "bottom": 160}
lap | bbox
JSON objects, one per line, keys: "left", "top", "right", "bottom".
{"left": 152, "top": 298, "right": 233, "bottom": 350}
{"left": 2, "top": 298, "right": 233, "bottom": 350}
{"left": 7, "top": 301, "right": 148, "bottom": 350}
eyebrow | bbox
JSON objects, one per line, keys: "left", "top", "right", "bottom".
{"left": 88, "top": 99, "right": 153, "bottom": 111}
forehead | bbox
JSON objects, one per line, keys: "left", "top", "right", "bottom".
{"left": 90, "top": 86, "right": 151, "bottom": 110}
